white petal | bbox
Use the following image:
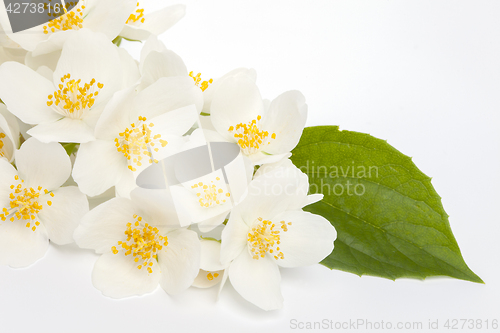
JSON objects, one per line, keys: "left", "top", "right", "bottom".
{"left": 135, "top": 76, "right": 203, "bottom": 117}
{"left": 120, "top": 25, "right": 151, "bottom": 42}
{"left": 36, "top": 66, "right": 54, "bottom": 81}
{"left": 130, "top": 187, "right": 183, "bottom": 228}
{"left": 210, "top": 75, "right": 264, "bottom": 142}
{"left": 4, "top": 25, "right": 48, "bottom": 53}
{"left": 198, "top": 211, "right": 229, "bottom": 233}
{"left": 228, "top": 251, "right": 283, "bottom": 311}
{"left": 139, "top": 35, "right": 167, "bottom": 72}
{"left": 94, "top": 87, "right": 137, "bottom": 140}
{"left": 38, "top": 186, "right": 89, "bottom": 245}
{"left": 92, "top": 251, "right": 161, "bottom": 298}
{"left": 0, "top": 103, "right": 20, "bottom": 147}
{"left": 115, "top": 171, "right": 138, "bottom": 199}
{"left": 74, "top": 197, "right": 137, "bottom": 253}
{"left": 0, "top": 108, "right": 17, "bottom": 162}
{"left": 158, "top": 228, "right": 200, "bottom": 295}
{"left": 274, "top": 210, "right": 336, "bottom": 268}
{"left": 73, "top": 140, "right": 129, "bottom": 197}
{"left": 202, "top": 68, "right": 257, "bottom": 115}
{"left": 223, "top": 153, "right": 253, "bottom": 204}
{"left": 134, "top": 4, "right": 185, "bottom": 36}
{"left": 27, "top": 117, "right": 95, "bottom": 144}
{"left": 216, "top": 269, "right": 229, "bottom": 300}
{"left": 192, "top": 269, "right": 224, "bottom": 288}
{"left": 139, "top": 49, "right": 188, "bottom": 90}
{"left": 30, "top": 30, "right": 74, "bottom": 57}
{"left": 298, "top": 194, "right": 324, "bottom": 209}
{"left": 148, "top": 104, "right": 198, "bottom": 137}
{"left": 253, "top": 158, "right": 311, "bottom": 210}
{"left": 0, "top": 217, "right": 49, "bottom": 268}
{"left": 262, "top": 90, "right": 307, "bottom": 155}
{"left": 220, "top": 209, "right": 248, "bottom": 266}
{"left": 15, "top": 138, "right": 71, "bottom": 191}
{"left": 117, "top": 48, "right": 140, "bottom": 89}
{"left": 0, "top": 62, "right": 61, "bottom": 124}
{"left": 239, "top": 162, "right": 310, "bottom": 223}
{"left": 25, "top": 50, "right": 61, "bottom": 72}
{"left": 200, "top": 239, "right": 226, "bottom": 271}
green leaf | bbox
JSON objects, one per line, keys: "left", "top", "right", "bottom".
{"left": 290, "top": 126, "right": 482, "bottom": 283}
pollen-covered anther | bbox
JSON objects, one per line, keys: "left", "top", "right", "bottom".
{"left": 191, "top": 177, "right": 230, "bottom": 208}
{"left": 126, "top": 2, "right": 146, "bottom": 24}
{"left": 0, "top": 132, "right": 6, "bottom": 158}
{"left": 228, "top": 116, "right": 276, "bottom": 154}
{"left": 112, "top": 216, "right": 168, "bottom": 274}
{"left": 247, "top": 218, "right": 291, "bottom": 260}
{"left": 189, "top": 71, "right": 213, "bottom": 92}
{"left": 43, "top": 1, "right": 85, "bottom": 34}
{"left": 0, "top": 175, "right": 53, "bottom": 232}
{"left": 206, "top": 272, "right": 219, "bottom": 281}
{"left": 115, "top": 116, "right": 167, "bottom": 171}
{"left": 47, "top": 74, "right": 103, "bottom": 119}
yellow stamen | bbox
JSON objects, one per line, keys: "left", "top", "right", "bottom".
{"left": 126, "top": 2, "right": 146, "bottom": 24}
{"left": 191, "top": 179, "right": 230, "bottom": 208}
{"left": 228, "top": 116, "right": 276, "bottom": 155}
{"left": 247, "top": 218, "right": 290, "bottom": 260}
{"left": 111, "top": 216, "right": 168, "bottom": 274}
{"left": 189, "top": 71, "right": 213, "bottom": 92}
{"left": 43, "top": 1, "right": 85, "bottom": 35}
{"left": 0, "top": 132, "right": 6, "bottom": 158}
{"left": 115, "top": 116, "right": 166, "bottom": 172}
{"left": 0, "top": 175, "right": 53, "bottom": 232}
{"left": 47, "top": 74, "right": 103, "bottom": 119}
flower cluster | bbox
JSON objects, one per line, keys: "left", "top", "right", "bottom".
{"left": 0, "top": 0, "right": 336, "bottom": 310}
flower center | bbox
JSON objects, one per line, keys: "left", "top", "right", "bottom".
{"left": 126, "top": 2, "right": 145, "bottom": 24}
{"left": 0, "top": 132, "right": 6, "bottom": 158}
{"left": 247, "top": 217, "right": 291, "bottom": 260}
{"left": 114, "top": 116, "right": 168, "bottom": 172}
{"left": 43, "top": 2, "right": 85, "bottom": 35}
{"left": 191, "top": 177, "right": 230, "bottom": 208}
{"left": 0, "top": 175, "right": 54, "bottom": 232}
{"left": 189, "top": 72, "right": 213, "bottom": 92}
{"left": 111, "top": 215, "right": 168, "bottom": 274}
{"left": 228, "top": 116, "right": 276, "bottom": 155}
{"left": 47, "top": 74, "right": 103, "bottom": 119}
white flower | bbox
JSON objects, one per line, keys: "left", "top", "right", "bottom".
{"left": 1, "top": 0, "right": 136, "bottom": 56}
{"left": 220, "top": 160, "right": 336, "bottom": 310}
{"left": 209, "top": 71, "right": 308, "bottom": 165}
{"left": 0, "top": 29, "right": 139, "bottom": 144}
{"left": 0, "top": 104, "right": 19, "bottom": 162}
{"left": 120, "top": 1, "right": 186, "bottom": 41}
{"left": 166, "top": 128, "right": 253, "bottom": 232}
{"left": 72, "top": 76, "right": 203, "bottom": 198}
{"left": 192, "top": 238, "right": 227, "bottom": 289}
{"left": 73, "top": 188, "right": 200, "bottom": 298}
{"left": 0, "top": 138, "right": 89, "bottom": 267}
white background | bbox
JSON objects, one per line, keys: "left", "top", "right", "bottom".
{"left": 1, "top": 1, "right": 500, "bottom": 332}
